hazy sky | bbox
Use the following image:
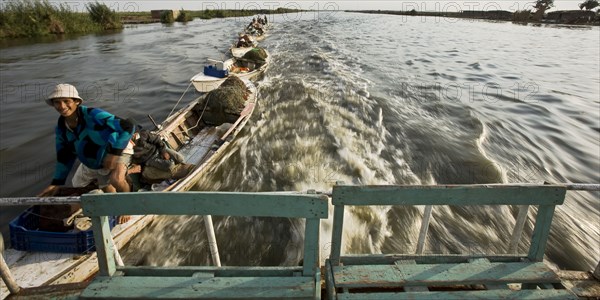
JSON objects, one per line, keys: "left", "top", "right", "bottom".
{"left": 40, "top": 1, "right": 584, "bottom": 12}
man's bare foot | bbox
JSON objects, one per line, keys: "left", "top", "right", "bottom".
{"left": 117, "top": 215, "right": 131, "bottom": 224}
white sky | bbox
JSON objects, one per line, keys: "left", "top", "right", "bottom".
{"left": 36, "top": 1, "right": 585, "bottom": 12}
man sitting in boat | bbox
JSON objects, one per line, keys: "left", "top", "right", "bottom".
{"left": 38, "top": 83, "right": 135, "bottom": 201}
{"left": 236, "top": 34, "right": 253, "bottom": 48}
{"left": 253, "top": 22, "right": 264, "bottom": 35}
{"left": 130, "top": 129, "right": 195, "bottom": 184}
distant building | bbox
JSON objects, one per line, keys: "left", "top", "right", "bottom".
{"left": 461, "top": 10, "right": 513, "bottom": 20}
{"left": 151, "top": 10, "right": 180, "bottom": 20}
{"left": 545, "top": 10, "right": 597, "bottom": 24}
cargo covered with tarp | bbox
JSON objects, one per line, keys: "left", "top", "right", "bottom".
{"left": 198, "top": 76, "right": 249, "bottom": 125}
{"left": 241, "top": 48, "right": 268, "bottom": 64}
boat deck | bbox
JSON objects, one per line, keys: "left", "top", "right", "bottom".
{"left": 1, "top": 215, "right": 153, "bottom": 299}
{"left": 322, "top": 184, "right": 598, "bottom": 300}
{"left": 325, "top": 257, "right": 581, "bottom": 299}
{"left": 178, "top": 127, "right": 219, "bottom": 165}
{"left": 3, "top": 185, "right": 600, "bottom": 299}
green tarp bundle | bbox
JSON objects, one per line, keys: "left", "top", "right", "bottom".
{"left": 199, "top": 76, "right": 249, "bottom": 125}
{"left": 242, "top": 48, "right": 268, "bottom": 63}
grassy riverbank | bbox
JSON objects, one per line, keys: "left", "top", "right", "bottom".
{"left": 119, "top": 8, "right": 302, "bottom": 25}
{"left": 1, "top": 0, "right": 302, "bottom": 38}
{"left": 0, "top": 0, "right": 121, "bottom": 38}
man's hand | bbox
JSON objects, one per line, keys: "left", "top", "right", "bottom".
{"left": 161, "top": 151, "right": 170, "bottom": 160}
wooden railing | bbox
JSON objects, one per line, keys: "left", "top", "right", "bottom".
{"left": 329, "top": 184, "right": 568, "bottom": 265}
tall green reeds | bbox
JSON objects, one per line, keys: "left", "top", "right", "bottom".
{"left": 0, "top": 0, "right": 120, "bottom": 38}
{"left": 160, "top": 10, "right": 174, "bottom": 23}
{"left": 176, "top": 9, "right": 192, "bottom": 22}
{"left": 86, "top": 2, "right": 122, "bottom": 30}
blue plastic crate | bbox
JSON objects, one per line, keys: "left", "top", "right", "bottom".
{"left": 9, "top": 206, "right": 116, "bottom": 254}
{"left": 204, "top": 65, "right": 229, "bottom": 78}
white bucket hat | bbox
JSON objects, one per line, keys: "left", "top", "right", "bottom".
{"left": 45, "top": 83, "right": 83, "bottom": 106}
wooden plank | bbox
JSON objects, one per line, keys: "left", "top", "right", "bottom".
{"left": 468, "top": 258, "right": 506, "bottom": 290}
{"left": 509, "top": 205, "right": 530, "bottom": 254}
{"left": 119, "top": 266, "right": 303, "bottom": 277}
{"left": 314, "top": 267, "right": 321, "bottom": 300}
{"left": 192, "top": 272, "right": 215, "bottom": 278}
{"left": 177, "top": 127, "right": 218, "bottom": 164}
{"left": 177, "top": 125, "right": 190, "bottom": 139}
{"left": 330, "top": 205, "right": 345, "bottom": 266}
{"left": 394, "top": 260, "right": 428, "bottom": 292}
{"left": 325, "top": 260, "right": 337, "bottom": 300}
{"left": 90, "top": 216, "right": 116, "bottom": 277}
{"left": 303, "top": 218, "right": 320, "bottom": 276}
{"left": 81, "top": 276, "right": 315, "bottom": 299}
{"left": 332, "top": 185, "right": 567, "bottom": 206}
{"left": 169, "top": 131, "right": 185, "bottom": 148}
{"left": 337, "top": 289, "right": 578, "bottom": 300}
{"left": 558, "top": 270, "right": 600, "bottom": 298}
{"left": 333, "top": 262, "right": 561, "bottom": 288}
{"left": 220, "top": 103, "right": 254, "bottom": 141}
{"left": 8, "top": 281, "right": 90, "bottom": 299}
{"left": 0, "top": 196, "right": 80, "bottom": 206}
{"left": 162, "top": 103, "right": 199, "bottom": 134}
{"left": 339, "top": 254, "right": 527, "bottom": 265}
{"left": 416, "top": 205, "right": 433, "bottom": 254}
{"left": 81, "top": 192, "right": 328, "bottom": 219}
{"left": 0, "top": 247, "right": 20, "bottom": 294}
{"left": 528, "top": 205, "right": 556, "bottom": 262}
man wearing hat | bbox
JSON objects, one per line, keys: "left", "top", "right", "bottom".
{"left": 38, "top": 83, "right": 135, "bottom": 199}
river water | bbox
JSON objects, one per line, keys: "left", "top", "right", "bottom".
{"left": 1, "top": 12, "right": 598, "bottom": 271}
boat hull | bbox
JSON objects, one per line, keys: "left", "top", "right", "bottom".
{"left": 1, "top": 80, "right": 259, "bottom": 299}
{"left": 191, "top": 51, "right": 269, "bottom": 93}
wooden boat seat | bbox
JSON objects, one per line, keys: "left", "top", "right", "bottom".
{"left": 325, "top": 184, "right": 578, "bottom": 299}
{"left": 79, "top": 192, "right": 328, "bottom": 299}
{"left": 82, "top": 273, "right": 315, "bottom": 299}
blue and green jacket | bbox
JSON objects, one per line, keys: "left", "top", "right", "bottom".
{"left": 51, "top": 105, "right": 135, "bottom": 185}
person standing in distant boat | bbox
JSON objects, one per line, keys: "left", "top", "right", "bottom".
{"left": 38, "top": 84, "right": 135, "bottom": 201}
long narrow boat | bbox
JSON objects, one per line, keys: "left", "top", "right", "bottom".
{"left": 190, "top": 50, "right": 270, "bottom": 93}
{"left": 0, "top": 79, "right": 258, "bottom": 299}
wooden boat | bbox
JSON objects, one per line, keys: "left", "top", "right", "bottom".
{"left": 0, "top": 79, "right": 259, "bottom": 299}
{"left": 190, "top": 50, "right": 269, "bottom": 93}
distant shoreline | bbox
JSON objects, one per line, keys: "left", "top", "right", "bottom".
{"left": 0, "top": 5, "right": 300, "bottom": 39}
{"left": 346, "top": 10, "right": 600, "bottom": 26}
